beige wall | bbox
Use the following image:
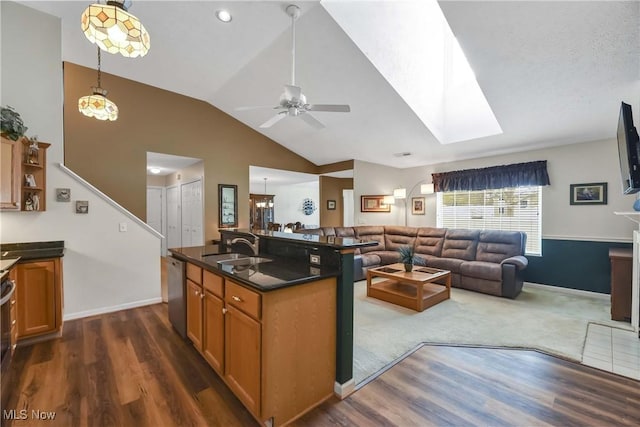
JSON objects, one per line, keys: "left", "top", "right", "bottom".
{"left": 165, "top": 161, "right": 205, "bottom": 187}
{"left": 146, "top": 175, "right": 166, "bottom": 187}
{"left": 64, "top": 62, "right": 318, "bottom": 240}
{"left": 319, "top": 176, "right": 353, "bottom": 227}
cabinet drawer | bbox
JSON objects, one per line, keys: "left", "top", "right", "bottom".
{"left": 186, "top": 263, "right": 202, "bottom": 285}
{"left": 203, "top": 270, "right": 223, "bottom": 298}
{"left": 225, "top": 280, "right": 261, "bottom": 320}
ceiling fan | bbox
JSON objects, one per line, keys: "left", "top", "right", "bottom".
{"left": 236, "top": 4, "right": 350, "bottom": 129}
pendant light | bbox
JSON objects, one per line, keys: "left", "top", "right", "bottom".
{"left": 78, "top": 47, "right": 119, "bottom": 121}
{"left": 81, "top": 0, "right": 150, "bottom": 58}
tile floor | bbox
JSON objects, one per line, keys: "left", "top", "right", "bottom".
{"left": 582, "top": 323, "right": 640, "bottom": 380}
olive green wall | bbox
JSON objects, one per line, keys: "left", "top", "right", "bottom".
{"left": 63, "top": 62, "right": 318, "bottom": 240}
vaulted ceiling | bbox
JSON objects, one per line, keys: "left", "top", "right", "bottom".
{"left": 21, "top": 1, "right": 640, "bottom": 168}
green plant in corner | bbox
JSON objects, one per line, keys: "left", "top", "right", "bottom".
{"left": 1, "top": 105, "right": 28, "bottom": 141}
{"left": 397, "top": 245, "right": 424, "bottom": 272}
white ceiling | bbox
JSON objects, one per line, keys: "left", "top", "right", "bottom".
{"left": 21, "top": 0, "right": 640, "bottom": 169}
{"left": 146, "top": 151, "right": 201, "bottom": 176}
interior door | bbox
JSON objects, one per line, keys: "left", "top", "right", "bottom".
{"left": 166, "top": 185, "right": 181, "bottom": 250}
{"left": 146, "top": 187, "right": 165, "bottom": 255}
{"left": 181, "top": 179, "right": 204, "bottom": 247}
{"left": 343, "top": 189, "right": 354, "bottom": 227}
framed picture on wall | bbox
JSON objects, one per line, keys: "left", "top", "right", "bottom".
{"left": 361, "top": 195, "right": 391, "bottom": 212}
{"left": 219, "top": 184, "right": 238, "bottom": 228}
{"left": 411, "top": 197, "right": 425, "bottom": 215}
{"left": 569, "top": 182, "right": 607, "bottom": 205}
{"left": 327, "top": 200, "right": 336, "bottom": 210}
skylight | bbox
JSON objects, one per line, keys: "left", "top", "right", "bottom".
{"left": 321, "top": 0, "right": 502, "bottom": 144}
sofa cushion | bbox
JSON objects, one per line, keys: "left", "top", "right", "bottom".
{"left": 460, "top": 276, "right": 502, "bottom": 296}
{"left": 321, "top": 227, "right": 337, "bottom": 236}
{"left": 441, "top": 229, "right": 480, "bottom": 261}
{"left": 355, "top": 226, "right": 386, "bottom": 253}
{"left": 476, "top": 230, "right": 525, "bottom": 263}
{"left": 360, "top": 253, "right": 381, "bottom": 267}
{"left": 369, "top": 250, "right": 401, "bottom": 265}
{"left": 460, "top": 261, "right": 503, "bottom": 281}
{"left": 415, "top": 227, "right": 446, "bottom": 257}
{"left": 426, "top": 257, "right": 465, "bottom": 273}
{"left": 335, "top": 227, "right": 356, "bottom": 238}
{"left": 383, "top": 226, "right": 418, "bottom": 252}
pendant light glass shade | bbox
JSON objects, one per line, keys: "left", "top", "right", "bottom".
{"left": 78, "top": 87, "right": 118, "bottom": 121}
{"left": 81, "top": 1, "right": 150, "bottom": 58}
{"left": 78, "top": 48, "right": 118, "bottom": 121}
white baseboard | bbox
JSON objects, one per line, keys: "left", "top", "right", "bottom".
{"left": 525, "top": 282, "right": 609, "bottom": 301}
{"left": 63, "top": 297, "right": 163, "bottom": 321}
{"left": 334, "top": 379, "right": 355, "bottom": 399}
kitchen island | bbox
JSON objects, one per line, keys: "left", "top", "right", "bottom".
{"left": 169, "top": 231, "right": 374, "bottom": 426}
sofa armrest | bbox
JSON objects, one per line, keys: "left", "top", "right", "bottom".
{"left": 501, "top": 255, "right": 528, "bottom": 270}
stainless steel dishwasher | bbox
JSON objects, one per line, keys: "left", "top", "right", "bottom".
{"left": 167, "top": 256, "right": 186, "bottom": 339}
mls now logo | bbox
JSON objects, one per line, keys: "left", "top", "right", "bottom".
{"left": 3, "top": 409, "right": 56, "bottom": 420}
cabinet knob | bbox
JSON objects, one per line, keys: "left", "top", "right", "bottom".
{"left": 222, "top": 307, "right": 227, "bottom": 315}
{"left": 11, "top": 320, "right": 16, "bottom": 326}
{"left": 232, "top": 295, "right": 242, "bottom": 302}
{"left": 195, "top": 290, "right": 199, "bottom": 296}
{"left": 200, "top": 293, "right": 204, "bottom": 300}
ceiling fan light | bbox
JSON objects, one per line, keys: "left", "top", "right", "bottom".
{"left": 216, "top": 10, "right": 232, "bottom": 23}
{"left": 81, "top": 1, "right": 150, "bottom": 58}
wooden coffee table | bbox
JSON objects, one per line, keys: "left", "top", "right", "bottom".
{"left": 366, "top": 264, "right": 451, "bottom": 312}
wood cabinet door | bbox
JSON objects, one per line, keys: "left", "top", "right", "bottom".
{"left": 224, "top": 305, "right": 261, "bottom": 416}
{"left": 186, "top": 279, "right": 203, "bottom": 349}
{"left": 203, "top": 291, "right": 224, "bottom": 374}
{"left": 0, "top": 136, "right": 21, "bottom": 210}
{"left": 16, "top": 260, "right": 57, "bottom": 337}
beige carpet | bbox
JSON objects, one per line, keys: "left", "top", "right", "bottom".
{"left": 353, "top": 280, "right": 624, "bottom": 385}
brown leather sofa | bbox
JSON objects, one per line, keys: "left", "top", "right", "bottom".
{"left": 297, "top": 226, "right": 528, "bottom": 298}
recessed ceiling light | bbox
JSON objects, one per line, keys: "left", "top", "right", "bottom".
{"left": 216, "top": 10, "right": 232, "bottom": 23}
{"left": 149, "top": 167, "right": 161, "bottom": 174}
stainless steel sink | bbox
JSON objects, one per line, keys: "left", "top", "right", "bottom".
{"left": 217, "top": 256, "right": 273, "bottom": 266}
{"left": 203, "top": 253, "right": 249, "bottom": 262}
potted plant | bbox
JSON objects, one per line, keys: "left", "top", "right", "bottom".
{"left": 398, "top": 245, "right": 424, "bottom": 272}
{"left": 1, "top": 105, "right": 28, "bottom": 141}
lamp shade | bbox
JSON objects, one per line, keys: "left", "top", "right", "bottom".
{"left": 420, "top": 183, "right": 435, "bottom": 194}
{"left": 78, "top": 88, "right": 118, "bottom": 121}
{"left": 393, "top": 188, "right": 407, "bottom": 199}
{"left": 383, "top": 195, "right": 395, "bottom": 205}
{"left": 81, "top": 2, "right": 150, "bottom": 58}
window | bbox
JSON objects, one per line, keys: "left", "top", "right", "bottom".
{"left": 437, "top": 186, "right": 542, "bottom": 255}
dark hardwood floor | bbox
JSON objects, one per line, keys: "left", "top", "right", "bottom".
{"left": 3, "top": 304, "right": 639, "bottom": 426}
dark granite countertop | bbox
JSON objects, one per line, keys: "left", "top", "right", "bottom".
{"left": 221, "top": 229, "right": 377, "bottom": 249}
{"left": 169, "top": 245, "right": 339, "bottom": 291}
{"left": 0, "top": 241, "right": 65, "bottom": 261}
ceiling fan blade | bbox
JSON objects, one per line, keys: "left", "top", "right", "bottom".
{"left": 235, "top": 105, "right": 277, "bottom": 111}
{"left": 284, "top": 85, "right": 302, "bottom": 101}
{"left": 299, "top": 113, "right": 325, "bottom": 129}
{"left": 307, "top": 104, "right": 351, "bottom": 113}
{"left": 259, "top": 112, "right": 287, "bottom": 128}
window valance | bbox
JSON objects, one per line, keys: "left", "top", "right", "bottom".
{"left": 432, "top": 160, "right": 550, "bottom": 192}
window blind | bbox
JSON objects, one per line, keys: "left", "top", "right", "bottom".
{"left": 437, "top": 186, "right": 542, "bottom": 255}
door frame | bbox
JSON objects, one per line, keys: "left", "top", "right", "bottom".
{"left": 147, "top": 185, "right": 167, "bottom": 255}
{"left": 166, "top": 184, "right": 182, "bottom": 252}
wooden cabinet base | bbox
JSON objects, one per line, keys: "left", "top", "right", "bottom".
{"left": 186, "top": 271, "right": 337, "bottom": 427}
{"left": 16, "top": 258, "right": 63, "bottom": 340}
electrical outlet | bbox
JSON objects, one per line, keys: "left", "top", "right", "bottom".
{"left": 310, "top": 254, "right": 321, "bottom": 265}
{"left": 119, "top": 222, "right": 127, "bottom": 232}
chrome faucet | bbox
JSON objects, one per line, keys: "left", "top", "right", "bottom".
{"left": 230, "top": 234, "right": 260, "bottom": 256}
